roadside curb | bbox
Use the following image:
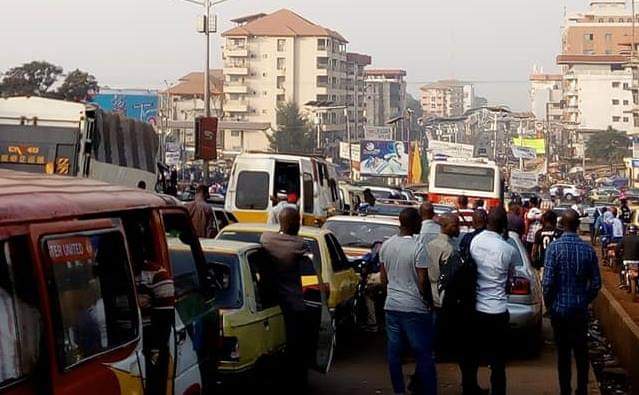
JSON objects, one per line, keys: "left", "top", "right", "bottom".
{"left": 592, "top": 285, "right": 639, "bottom": 394}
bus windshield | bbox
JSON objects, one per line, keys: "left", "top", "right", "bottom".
{"left": 434, "top": 164, "right": 495, "bottom": 193}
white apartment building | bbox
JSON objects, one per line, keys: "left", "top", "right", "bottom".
{"left": 420, "top": 80, "right": 474, "bottom": 118}
{"left": 221, "top": 9, "right": 351, "bottom": 153}
{"left": 529, "top": 70, "right": 563, "bottom": 121}
{"left": 558, "top": 55, "right": 634, "bottom": 132}
{"left": 346, "top": 53, "right": 372, "bottom": 139}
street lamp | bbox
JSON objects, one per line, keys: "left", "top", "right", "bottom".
{"left": 177, "top": 0, "right": 232, "bottom": 184}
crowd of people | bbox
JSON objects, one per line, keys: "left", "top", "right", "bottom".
{"left": 377, "top": 196, "right": 602, "bottom": 395}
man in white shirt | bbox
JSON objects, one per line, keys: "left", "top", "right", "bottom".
{"left": 419, "top": 201, "right": 441, "bottom": 246}
{"left": 464, "top": 207, "right": 517, "bottom": 395}
{"left": 610, "top": 207, "right": 624, "bottom": 242}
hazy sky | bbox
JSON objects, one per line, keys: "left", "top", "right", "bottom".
{"left": 1, "top": 0, "right": 592, "bottom": 110}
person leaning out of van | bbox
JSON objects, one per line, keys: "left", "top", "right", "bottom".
{"left": 186, "top": 184, "right": 217, "bottom": 238}
{"left": 260, "top": 207, "right": 311, "bottom": 394}
{"left": 267, "top": 191, "right": 299, "bottom": 225}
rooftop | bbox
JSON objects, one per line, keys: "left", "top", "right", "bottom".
{"left": 347, "top": 52, "right": 372, "bottom": 66}
{"left": 222, "top": 9, "right": 347, "bottom": 42}
{"left": 556, "top": 54, "right": 629, "bottom": 64}
{"left": 164, "top": 70, "right": 223, "bottom": 96}
{"left": 364, "top": 69, "right": 407, "bottom": 78}
{"left": 529, "top": 73, "right": 563, "bottom": 82}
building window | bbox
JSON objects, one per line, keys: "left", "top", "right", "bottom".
{"left": 263, "top": 91, "right": 268, "bottom": 96}
{"left": 624, "top": 117, "right": 630, "bottom": 122}
{"left": 624, "top": 82, "right": 630, "bottom": 89}
{"left": 277, "top": 76, "right": 285, "bottom": 89}
{"left": 612, "top": 82, "right": 621, "bottom": 88}
{"left": 262, "top": 72, "right": 267, "bottom": 78}
{"left": 231, "top": 130, "right": 241, "bottom": 137}
{"left": 262, "top": 109, "right": 268, "bottom": 115}
{"left": 277, "top": 39, "right": 286, "bottom": 52}
{"left": 613, "top": 99, "right": 620, "bottom": 105}
{"left": 624, "top": 100, "right": 630, "bottom": 105}
{"left": 317, "top": 39, "right": 326, "bottom": 51}
{"left": 276, "top": 94, "right": 285, "bottom": 103}
{"left": 584, "top": 33, "right": 594, "bottom": 41}
{"left": 277, "top": 57, "right": 286, "bottom": 70}
{"left": 605, "top": 33, "right": 612, "bottom": 41}
{"left": 613, "top": 116, "right": 621, "bottom": 122}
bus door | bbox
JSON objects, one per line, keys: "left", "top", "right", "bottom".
{"left": 28, "top": 218, "right": 144, "bottom": 395}
{"left": 228, "top": 159, "right": 273, "bottom": 223}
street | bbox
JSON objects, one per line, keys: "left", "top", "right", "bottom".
{"left": 308, "top": 319, "right": 600, "bottom": 395}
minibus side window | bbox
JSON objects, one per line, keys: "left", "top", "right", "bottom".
{"left": 0, "top": 238, "right": 42, "bottom": 388}
{"left": 43, "top": 231, "right": 138, "bottom": 369}
{"left": 303, "top": 173, "right": 314, "bottom": 213}
{"left": 236, "top": 171, "right": 269, "bottom": 210}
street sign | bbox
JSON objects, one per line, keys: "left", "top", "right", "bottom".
{"left": 428, "top": 140, "right": 474, "bottom": 159}
{"left": 510, "top": 170, "right": 539, "bottom": 190}
{"left": 364, "top": 126, "right": 393, "bottom": 140}
{"left": 511, "top": 145, "right": 537, "bottom": 160}
{"left": 194, "top": 116, "right": 218, "bottom": 161}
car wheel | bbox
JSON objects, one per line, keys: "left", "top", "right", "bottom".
{"left": 565, "top": 193, "right": 574, "bottom": 201}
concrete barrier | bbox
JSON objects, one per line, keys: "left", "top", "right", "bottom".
{"left": 592, "top": 286, "right": 639, "bottom": 394}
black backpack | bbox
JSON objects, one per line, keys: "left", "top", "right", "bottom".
{"left": 437, "top": 236, "right": 478, "bottom": 314}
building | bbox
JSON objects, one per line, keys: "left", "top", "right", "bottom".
{"left": 346, "top": 52, "right": 372, "bottom": 139}
{"left": 221, "top": 9, "right": 350, "bottom": 153}
{"left": 529, "top": 70, "right": 563, "bottom": 121}
{"left": 562, "top": 0, "right": 638, "bottom": 56}
{"left": 364, "top": 69, "right": 407, "bottom": 128}
{"left": 420, "top": 80, "right": 475, "bottom": 118}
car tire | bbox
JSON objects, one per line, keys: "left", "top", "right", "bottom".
{"left": 565, "top": 193, "right": 574, "bottom": 201}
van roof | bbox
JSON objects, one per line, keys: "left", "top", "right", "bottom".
{"left": 219, "top": 222, "right": 328, "bottom": 237}
{"left": 238, "top": 151, "right": 330, "bottom": 162}
{"left": 0, "top": 170, "right": 178, "bottom": 226}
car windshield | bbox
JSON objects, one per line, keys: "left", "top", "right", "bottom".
{"left": 203, "top": 252, "right": 242, "bottom": 309}
{"left": 324, "top": 221, "right": 399, "bottom": 248}
{"left": 366, "top": 203, "right": 415, "bottom": 217}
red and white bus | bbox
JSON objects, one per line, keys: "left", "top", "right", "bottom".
{"left": 428, "top": 159, "right": 503, "bottom": 209}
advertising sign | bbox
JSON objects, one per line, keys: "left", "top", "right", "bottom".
{"left": 340, "top": 143, "right": 361, "bottom": 161}
{"left": 360, "top": 140, "right": 409, "bottom": 176}
{"left": 511, "top": 145, "right": 537, "bottom": 160}
{"left": 339, "top": 142, "right": 350, "bottom": 160}
{"left": 428, "top": 140, "right": 474, "bottom": 159}
{"left": 512, "top": 137, "right": 545, "bottom": 154}
{"left": 510, "top": 170, "right": 539, "bottom": 190}
{"left": 350, "top": 144, "right": 360, "bottom": 162}
{"left": 195, "top": 117, "right": 218, "bottom": 161}
{"left": 91, "top": 89, "right": 159, "bottom": 125}
{"left": 364, "top": 126, "right": 393, "bottom": 140}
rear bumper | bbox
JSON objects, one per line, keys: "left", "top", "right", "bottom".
{"left": 508, "top": 302, "right": 542, "bottom": 331}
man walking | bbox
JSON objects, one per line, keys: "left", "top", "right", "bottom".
{"left": 525, "top": 197, "right": 543, "bottom": 254}
{"left": 260, "top": 207, "right": 309, "bottom": 393}
{"left": 465, "top": 207, "right": 516, "bottom": 395}
{"left": 543, "top": 209, "right": 601, "bottom": 395}
{"left": 419, "top": 201, "right": 441, "bottom": 246}
{"left": 380, "top": 207, "right": 437, "bottom": 395}
{"left": 532, "top": 210, "right": 561, "bottom": 270}
{"left": 186, "top": 184, "right": 217, "bottom": 238}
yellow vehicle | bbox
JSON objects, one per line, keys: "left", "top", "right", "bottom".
{"left": 170, "top": 239, "right": 336, "bottom": 383}
{"left": 224, "top": 152, "right": 342, "bottom": 226}
{"left": 216, "top": 223, "right": 359, "bottom": 318}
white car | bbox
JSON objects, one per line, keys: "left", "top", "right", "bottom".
{"left": 550, "top": 183, "right": 583, "bottom": 200}
{"left": 322, "top": 215, "right": 400, "bottom": 260}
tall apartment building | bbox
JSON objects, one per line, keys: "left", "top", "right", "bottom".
{"left": 221, "top": 9, "right": 350, "bottom": 153}
{"left": 529, "top": 70, "right": 563, "bottom": 121}
{"left": 346, "top": 53, "right": 372, "bottom": 139}
{"left": 364, "top": 69, "right": 407, "bottom": 127}
{"left": 420, "top": 80, "right": 474, "bottom": 118}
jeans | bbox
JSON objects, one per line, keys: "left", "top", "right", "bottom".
{"left": 551, "top": 314, "right": 589, "bottom": 395}
{"left": 462, "top": 311, "right": 509, "bottom": 395}
{"left": 385, "top": 310, "right": 437, "bottom": 395}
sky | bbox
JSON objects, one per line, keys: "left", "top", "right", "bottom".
{"left": 1, "top": 0, "right": 592, "bottom": 111}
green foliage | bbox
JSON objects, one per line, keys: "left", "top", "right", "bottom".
{"left": 0, "top": 61, "right": 98, "bottom": 102}
{"left": 55, "top": 69, "right": 99, "bottom": 102}
{"left": 0, "top": 61, "right": 63, "bottom": 97}
{"left": 585, "top": 127, "right": 630, "bottom": 165}
{"left": 269, "top": 102, "right": 316, "bottom": 154}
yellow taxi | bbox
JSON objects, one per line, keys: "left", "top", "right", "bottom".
{"left": 215, "top": 223, "right": 359, "bottom": 320}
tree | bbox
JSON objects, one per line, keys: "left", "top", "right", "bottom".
{"left": 0, "top": 61, "right": 63, "bottom": 97}
{"left": 269, "top": 102, "right": 316, "bottom": 154}
{"left": 55, "top": 69, "right": 99, "bottom": 102}
{"left": 586, "top": 127, "right": 630, "bottom": 166}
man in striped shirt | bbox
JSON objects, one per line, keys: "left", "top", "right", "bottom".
{"left": 454, "top": 196, "right": 475, "bottom": 233}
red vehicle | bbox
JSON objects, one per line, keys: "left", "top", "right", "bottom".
{"left": 0, "top": 170, "right": 219, "bottom": 395}
{"left": 427, "top": 159, "right": 503, "bottom": 209}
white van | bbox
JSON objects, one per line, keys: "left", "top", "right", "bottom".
{"left": 225, "top": 152, "right": 342, "bottom": 226}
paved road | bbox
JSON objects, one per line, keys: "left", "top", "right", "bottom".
{"left": 308, "top": 319, "right": 600, "bottom": 395}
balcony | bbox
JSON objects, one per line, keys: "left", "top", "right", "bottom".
{"left": 225, "top": 102, "right": 249, "bottom": 113}
{"left": 224, "top": 84, "right": 248, "bottom": 94}
{"left": 224, "top": 67, "right": 249, "bottom": 76}
{"left": 225, "top": 48, "right": 249, "bottom": 58}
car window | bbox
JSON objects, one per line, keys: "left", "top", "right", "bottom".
{"left": 204, "top": 252, "right": 242, "bottom": 309}
{"left": 247, "top": 249, "right": 279, "bottom": 311}
{"left": 302, "top": 238, "right": 321, "bottom": 275}
{"left": 323, "top": 221, "right": 398, "bottom": 248}
{"left": 0, "top": 238, "right": 42, "bottom": 387}
{"left": 506, "top": 238, "right": 524, "bottom": 267}
{"left": 325, "top": 233, "right": 350, "bottom": 272}
{"left": 236, "top": 171, "right": 269, "bottom": 210}
{"left": 43, "top": 230, "right": 138, "bottom": 369}
{"left": 213, "top": 210, "right": 229, "bottom": 230}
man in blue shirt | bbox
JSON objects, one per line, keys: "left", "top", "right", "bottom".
{"left": 543, "top": 209, "right": 601, "bottom": 395}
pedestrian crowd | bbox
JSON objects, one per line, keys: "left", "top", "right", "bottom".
{"left": 377, "top": 196, "right": 602, "bottom": 395}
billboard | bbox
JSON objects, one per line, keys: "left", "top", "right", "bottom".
{"left": 360, "top": 140, "right": 409, "bottom": 176}
{"left": 511, "top": 145, "right": 537, "bottom": 160}
{"left": 512, "top": 137, "right": 545, "bottom": 154}
{"left": 428, "top": 140, "right": 474, "bottom": 159}
{"left": 510, "top": 170, "right": 539, "bottom": 190}
{"left": 364, "top": 126, "right": 393, "bottom": 140}
{"left": 195, "top": 117, "right": 218, "bottom": 161}
{"left": 91, "top": 89, "right": 158, "bottom": 125}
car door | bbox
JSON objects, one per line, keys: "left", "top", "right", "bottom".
{"left": 162, "top": 209, "right": 218, "bottom": 395}
{"left": 324, "top": 233, "right": 358, "bottom": 306}
{"left": 28, "top": 218, "right": 144, "bottom": 395}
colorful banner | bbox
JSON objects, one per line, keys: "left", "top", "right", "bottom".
{"left": 511, "top": 145, "right": 537, "bottom": 160}
{"left": 91, "top": 89, "right": 158, "bottom": 125}
{"left": 408, "top": 143, "right": 422, "bottom": 184}
{"left": 360, "top": 140, "right": 409, "bottom": 176}
{"left": 512, "top": 137, "right": 546, "bottom": 154}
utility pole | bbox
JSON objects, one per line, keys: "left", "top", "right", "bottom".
{"left": 203, "top": 0, "right": 212, "bottom": 184}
